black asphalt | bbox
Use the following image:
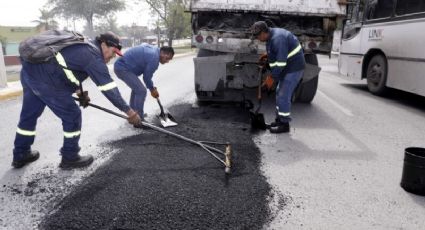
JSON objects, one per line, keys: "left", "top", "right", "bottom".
{"left": 40, "top": 103, "right": 273, "bottom": 230}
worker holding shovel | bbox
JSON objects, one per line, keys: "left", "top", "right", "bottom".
{"left": 12, "top": 31, "right": 142, "bottom": 169}
{"left": 251, "top": 21, "right": 305, "bottom": 133}
{"left": 114, "top": 44, "right": 174, "bottom": 128}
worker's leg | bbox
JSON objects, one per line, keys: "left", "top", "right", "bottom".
{"left": 275, "top": 70, "right": 303, "bottom": 123}
{"left": 115, "top": 69, "right": 147, "bottom": 117}
{"left": 41, "top": 93, "right": 82, "bottom": 160}
{"left": 13, "top": 73, "right": 46, "bottom": 161}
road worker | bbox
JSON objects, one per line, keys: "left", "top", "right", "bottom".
{"left": 12, "top": 31, "right": 142, "bottom": 169}
{"left": 113, "top": 44, "right": 174, "bottom": 127}
{"left": 251, "top": 21, "right": 305, "bottom": 133}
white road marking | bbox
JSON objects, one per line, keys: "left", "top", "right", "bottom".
{"left": 317, "top": 90, "right": 354, "bottom": 116}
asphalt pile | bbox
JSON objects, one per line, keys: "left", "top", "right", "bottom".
{"left": 40, "top": 103, "right": 272, "bottom": 230}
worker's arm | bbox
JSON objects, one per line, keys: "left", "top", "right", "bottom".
{"left": 84, "top": 56, "right": 131, "bottom": 113}
{"left": 142, "top": 59, "right": 159, "bottom": 90}
{"left": 268, "top": 36, "right": 289, "bottom": 79}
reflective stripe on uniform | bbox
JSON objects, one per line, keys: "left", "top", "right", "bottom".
{"left": 55, "top": 52, "right": 80, "bottom": 86}
{"left": 288, "top": 44, "right": 302, "bottom": 58}
{"left": 98, "top": 82, "right": 117, "bottom": 91}
{"left": 269, "top": 44, "right": 302, "bottom": 68}
{"left": 278, "top": 111, "right": 290, "bottom": 116}
{"left": 16, "top": 128, "right": 36, "bottom": 136}
{"left": 64, "top": 130, "right": 81, "bottom": 138}
{"left": 269, "top": 62, "right": 287, "bottom": 67}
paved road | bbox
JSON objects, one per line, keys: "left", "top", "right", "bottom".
{"left": 1, "top": 54, "right": 424, "bottom": 229}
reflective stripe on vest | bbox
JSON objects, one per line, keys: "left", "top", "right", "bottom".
{"left": 55, "top": 52, "right": 80, "bottom": 86}
{"left": 64, "top": 130, "right": 81, "bottom": 138}
{"left": 98, "top": 82, "right": 117, "bottom": 91}
{"left": 269, "top": 44, "right": 302, "bottom": 68}
{"left": 17, "top": 127, "right": 36, "bottom": 136}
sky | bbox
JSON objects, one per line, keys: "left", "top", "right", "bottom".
{"left": 0, "top": 0, "right": 152, "bottom": 29}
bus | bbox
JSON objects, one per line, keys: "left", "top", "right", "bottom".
{"left": 339, "top": 0, "right": 425, "bottom": 97}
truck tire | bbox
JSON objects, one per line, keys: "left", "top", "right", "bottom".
{"left": 295, "top": 53, "right": 319, "bottom": 103}
{"left": 366, "top": 54, "right": 388, "bottom": 96}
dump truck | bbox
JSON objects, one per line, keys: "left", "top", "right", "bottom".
{"left": 190, "top": 0, "right": 347, "bottom": 103}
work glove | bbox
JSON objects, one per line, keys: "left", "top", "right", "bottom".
{"left": 258, "top": 53, "right": 268, "bottom": 67}
{"left": 261, "top": 75, "right": 274, "bottom": 90}
{"left": 150, "top": 87, "right": 159, "bottom": 98}
{"left": 126, "top": 109, "right": 142, "bottom": 126}
{"left": 76, "top": 90, "right": 90, "bottom": 108}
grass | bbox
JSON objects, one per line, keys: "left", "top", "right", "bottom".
{"left": 173, "top": 46, "right": 197, "bottom": 54}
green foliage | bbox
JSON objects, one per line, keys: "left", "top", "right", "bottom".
{"left": 46, "top": 0, "right": 126, "bottom": 37}
{"left": 94, "top": 15, "right": 121, "bottom": 35}
{"left": 144, "top": 0, "right": 191, "bottom": 46}
{"left": 32, "top": 8, "right": 59, "bottom": 32}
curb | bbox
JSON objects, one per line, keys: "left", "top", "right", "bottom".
{"left": 0, "top": 85, "right": 23, "bottom": 101}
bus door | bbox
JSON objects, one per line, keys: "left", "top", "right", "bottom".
{"left": 339, "top": 0, "right": 366, "bottom": 79}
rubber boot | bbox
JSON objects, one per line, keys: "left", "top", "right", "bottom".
{"left": 59, "top": 154, "right": 94, "bottom": 169}
{"left": 12, "top": 150, "right": 40, "bottom": 168}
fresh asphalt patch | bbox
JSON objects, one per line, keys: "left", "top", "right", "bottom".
{"left": 40, "top": 103, "right": 283, "bottom": 230}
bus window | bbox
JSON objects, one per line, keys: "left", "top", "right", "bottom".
{"left": 366, "top": 0, "right": 394, "bottom": 20}
{"left": 396, "top": 0, "right": 425, "bottom": 15}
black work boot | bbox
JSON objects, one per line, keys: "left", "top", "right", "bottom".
{"left": 59, "top": 154, "right": 94, "bottom": 169}
{"left": 270, "top": 118, "right": 280, "bottom": 127}
{"left": 12, "top": 150, "right": 40, "bottom": 168}
{"left": 269, "top": 121, "right": 290, "bottom": 134}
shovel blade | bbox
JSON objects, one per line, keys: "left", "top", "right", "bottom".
{"left": 158, "top": 113, "right": 178, "bottom": 127}
{"left": 250, "top": 112, "right": 267, "bottom": 130}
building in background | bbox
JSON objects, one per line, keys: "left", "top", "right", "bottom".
{"left": 0, "top": 26, "right": 39, "bottom": 66}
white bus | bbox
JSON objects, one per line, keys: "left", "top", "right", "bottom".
{"left": 339, "top": 0, "right": 425, "bottom": 97}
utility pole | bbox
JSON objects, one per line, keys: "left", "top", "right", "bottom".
{"left": 0, "top": 42, "right": 7, "bottom": 88}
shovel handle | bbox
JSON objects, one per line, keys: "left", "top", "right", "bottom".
{"left": 156, "top": 98, "right": 165, "bottom": 115}
{"left": 73, "top": 97, "right": 127, "bottom": 119}
{"left": 257, "top": 66, "right": 263, "bottom": 100}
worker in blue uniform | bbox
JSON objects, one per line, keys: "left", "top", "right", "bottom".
{"left": 114, "top": 44, "right": 174, "bottom": 126}
{"left": 251, "top": 21, "right": 305, "bottom": 133}
{"left": 12, "top": 32, "right": 142, "bottom": 169}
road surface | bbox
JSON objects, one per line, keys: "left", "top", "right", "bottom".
{"left": 0, "top": 54, "right": 424, "bottom": 229}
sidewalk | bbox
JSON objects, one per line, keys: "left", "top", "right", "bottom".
{"left": 0, "top": 50, "right": 196, "bottom": 101}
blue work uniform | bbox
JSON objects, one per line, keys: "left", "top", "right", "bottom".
{"left": 266, "top": 28, "right": 305, "bottom": 122}
{"left": 114, "top": 44, "right": 160, "bottom": 117}
{"left": 14, "top": 40, "right": 130, "bottom": 161}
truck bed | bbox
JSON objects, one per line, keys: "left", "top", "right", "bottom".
{"left": 190, "top": 0, "right": 346, "bottom": 17}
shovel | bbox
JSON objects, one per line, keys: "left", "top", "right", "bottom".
{"left": 250, "top": 67, "right": 268, "bottom": 130}
{"left": 156, "top": 98, "right": 178, "bottom": 127}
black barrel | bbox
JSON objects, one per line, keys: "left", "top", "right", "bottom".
{"left": 400, "top": 147, "right": 425, "bottom": 196}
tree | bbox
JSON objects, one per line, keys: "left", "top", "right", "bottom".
{"left": 143, "top": 0, "right": 191, "bottom": 46}
{"left": 94, "top": 15, "right": 121, "bottom": 35}
{"left": 46, "top": 0, "right": 126, "bottom": 37}
{"left": 32, "top": 8, "right": 59, "bottom": 32}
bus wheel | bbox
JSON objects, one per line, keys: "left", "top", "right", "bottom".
{"left": 366, "top": 54, "right": 388, "bottom": 95}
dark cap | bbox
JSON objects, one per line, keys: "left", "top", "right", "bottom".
{"left": 97, "top": 31, "right": 123, "bottom": 56}
{"left": 251, "top": 21, "right": 269, "bottom": 39}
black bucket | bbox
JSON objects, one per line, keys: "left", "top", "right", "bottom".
{"left": 400, "top": 147, "right": 425, "bottom": 196}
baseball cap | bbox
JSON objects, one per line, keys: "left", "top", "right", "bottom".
{"left": 98, "top": 31, "right": 123, "bottom": 56}
{"left": 251, "top": 21, "right": 269, "bottom": 39}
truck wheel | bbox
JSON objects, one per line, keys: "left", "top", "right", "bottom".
{"left": 366, "top": 54, "right": 388, "bottom": 96}
{"left": 295, "top": 53, "right": 319, "bottom": 103}
{"left": 296, "top": 76, "right": 319, "bottom": 103}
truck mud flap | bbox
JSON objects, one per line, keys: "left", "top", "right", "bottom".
{"left": 194, "top": 55, "right": 234, "bottom": 100}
